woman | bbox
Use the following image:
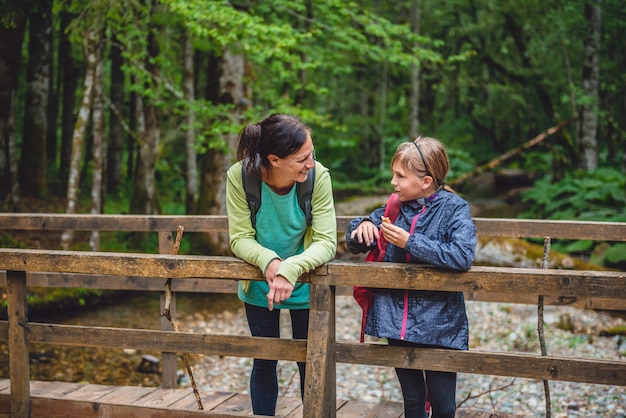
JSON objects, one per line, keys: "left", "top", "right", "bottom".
{"left": 225, "top": 113, "right": 337, "bottom": 416}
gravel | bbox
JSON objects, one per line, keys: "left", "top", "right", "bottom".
{"left": 179, "top": 295, "right": 626, "bottom": 417}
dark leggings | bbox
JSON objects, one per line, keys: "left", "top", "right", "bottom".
{"left": 388, "top": 339, "right": 457, "bottom": 418}
{"left": 244, "top": 303, "right": 309, "bottom": 416}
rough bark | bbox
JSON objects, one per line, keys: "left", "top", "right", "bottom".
{"left": 107, "top": 33, "right": 125, "bottom": 192}
{"left": 59, "top": 10, "right": 80, "bottom": 188}
{"left": 0, "top": 14, "right": 27, "bottom": 204}
{"left": 183, "top": 28, "right": 198, "bottom": 215}
{"left": 195, "top": 48, "right": 247, "bottom": 255}
{"left": 90, "top": 37, "right": 105, "bottom": 251}
{"left": 130, "top": 1, "right": 161, "bottom": 216}
{"left": 216, "top": 49, "right": 246, "bottom": 214}
{"left": 19, "top": 2, "right": 52, "bottom": 197}
{"left": 61, "top": 30, "right": 98, "bottom": 250}
{"left": 578, "top": 1, "right": 601, "bottom": 172}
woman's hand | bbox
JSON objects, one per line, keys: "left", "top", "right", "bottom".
{"left": 380, "top": 221, "right": 410, "bottom": 248}
{"left": 350, "top": 220, "right": 380, "bottom": 247}
{"left": 265, "top": 258, "right": 294, "bottom": 311}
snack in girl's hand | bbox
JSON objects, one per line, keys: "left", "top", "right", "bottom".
{"left": 381, "top": 216, "right": 391, "bottom": 224}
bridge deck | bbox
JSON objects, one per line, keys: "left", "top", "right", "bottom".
{"left": 0, "top": 379, "right": 526, "bottom": 417}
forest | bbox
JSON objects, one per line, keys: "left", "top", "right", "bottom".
{"left": 0, "top": 0, "right": 625, "bottom": 264}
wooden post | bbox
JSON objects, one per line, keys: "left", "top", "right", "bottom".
{"left": 7, "top": 270, "right": 30, "bottom": 418}
{"left": 158, "top": 231, "right": 177, "bottom": 388}
{"left": 303, "top": 283, "right": 336, "bottom": 417}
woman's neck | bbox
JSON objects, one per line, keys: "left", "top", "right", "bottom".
{"left": 262, "top": 167, "right": 294, "bottom": 195}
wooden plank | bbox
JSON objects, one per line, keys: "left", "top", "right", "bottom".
{"left": 159, "top": 230, "right": 179, "bottom": 389}
{"left": 7, "top": 270, "right": 30, "bottom": 418}
{"left": 0, "top": 272, "right": 239, "bottom": 293}
{"left": 317, "top": 261, "right": 626, "bottom": 299}
{"left": 2, "top": 213, "right": 625, "bottom": 242}
{"left": 0, "top": 249, "right": 264, "bottom": 281}
{"left": 1, "top": 271, "right": 623, "bottom": 310}
{"left": 95, "top": 385, "right": 157, "bottom": 404}
{"left": 472, "top": 218, "right": 626, "bottom": 241}
{"left": 363, "top": 400, "right": 403, "bottom": 418}
{"left": 210, "top": 392, "right": 253, "bottom": 415}
{"left": 337, "top": 342, "right": 626, "bottom": 386}
{"left": 303, "top": 283, "right": 336, "bottom": 418}
{"left": 58, "top": 383, "right": 118, "bottom": 401}
{"left": 20, "top": 322, "right": 308, "bottom": 362}
{"left": 1, "top": 249, "right": 625, "bottom": 299}
{"left": 275, "top": 396, "right": 303, "bottom": 416}
{"left": 133, "top": 387, "right": 193, "bottom": 408}
{"left": 336, "top": 399, "right": 378, "bottom": 417}
{"left": 168, "top": 390, "right": 236, "bottom": 410}
{"left": 463, "top": 292, "right": 626, "bottom": 311}
{"left": 27, "top": 397, "right": 256, "bottom": 417}
{"left": 29, "top": 380, "right": 85, "bottom": 398}
{"left": 0, "top": 214, "right": 229, "bottom": 233}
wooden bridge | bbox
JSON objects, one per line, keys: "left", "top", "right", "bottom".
{"left": 0, "top": 214, "right": 625, "bottom": 417}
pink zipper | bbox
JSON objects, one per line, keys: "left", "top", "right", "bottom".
{"left": 400, "top": 204, "right": 426, "bottom": 340}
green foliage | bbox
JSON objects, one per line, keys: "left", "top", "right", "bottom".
{"left": 521, "top": 167, "right": 626, "bottom": 268}
{"left": 521, "top": 167, "right": 626, "bottom": 221}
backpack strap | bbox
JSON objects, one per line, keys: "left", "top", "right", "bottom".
{"left": 383, "top": 193, "right": 401, "bottom": 223}
{"left": 242, "top": 163, "right": 315, "bottom": 228}
{"left": 242, "top": 164, "right": 262, "bottom": 228}
{"left": 296, "top": 165, "right": 315, "bottom": 227}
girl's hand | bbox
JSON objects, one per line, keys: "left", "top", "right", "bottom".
{"left": 380, "top": 221, "right": 410, "bottom": 248}
{"left": 350, "top": 220, "right": 380, "bottom": 247}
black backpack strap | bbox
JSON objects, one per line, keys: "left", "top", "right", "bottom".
{"left": 296, "top": 165, "right": 315, "bottom": 227}
{"left": 242, "top": 164, "right": 261, "bottom": 228}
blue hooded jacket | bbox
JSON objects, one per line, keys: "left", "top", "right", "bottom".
{"left": 346, "top": 190, "right": 477, "bottom": 350}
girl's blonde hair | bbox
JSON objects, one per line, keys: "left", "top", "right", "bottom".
{"left": 391, "top": 136, "right": 454, "bottom": 193}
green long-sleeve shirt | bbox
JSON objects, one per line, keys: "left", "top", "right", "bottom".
{"left": 226, "top": 160, "right": 337, "bottom": 309}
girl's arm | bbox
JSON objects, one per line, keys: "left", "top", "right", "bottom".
{"left": 406, "top": 199, "right": 476, "bottom": 271}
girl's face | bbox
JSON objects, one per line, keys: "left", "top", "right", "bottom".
{"left": 390, "top": 160, "right": 433, "bottom": 202}
{"left": 272, "top": 135, "right": 315, "bottom": 184}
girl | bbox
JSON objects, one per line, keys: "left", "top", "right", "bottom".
{"left": 346, "top": 136, "right": 476, "bottom": 418}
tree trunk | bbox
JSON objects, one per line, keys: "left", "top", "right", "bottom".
{"left": 59, "top": 9, "right": 80, "bottom": 190}
{"left": 195, "top": 48, "right": 247, "bottom": 255}
{"left": 61, "top": 30, "right": 98, "bottom": 250}
{"left": 578, "top": 1, "right": 601, "bottom": 172}
{"left": 216, "top": 49, "right": 246, "bottom": 213}
{"left": 90, "top": 36, "right": 105, "bottom": 251}
{"left": 377, "top": 60, "right": 388, "bottom": 173}
{"left": 19, "top": 2, "right": 52, "bottom": 198}
{"left": 107, "top": 33, "right": 125, "bottom": 192}
{"left": 183, "top": 28, "right": 198, "bottom": 215}
{"left": 0, "top": 12, "right": 27, "bottom": 204}
{"left": 130, "top": 2, "right": 161, "bottom": 216}
{"left": 408, "top": 0, "right": 421, "bottom": 140}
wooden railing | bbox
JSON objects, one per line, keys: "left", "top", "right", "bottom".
{"left": 1, "top": 214, "right": 626, "bottom": 418}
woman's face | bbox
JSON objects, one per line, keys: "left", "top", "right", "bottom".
{"left": 274, "top": 135, "right": 315, "bottom": 183}
{"left": 390, "top": 160, "right": 433, "bottom": 202}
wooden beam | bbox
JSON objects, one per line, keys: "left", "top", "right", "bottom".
{"left": 0, "top": 214, "right": 228, "bottom": 232}
{"left": 6, "top": 270, "right": 30, "bottom": 418}
{"left": 336, "top": 342, "right": 626, "bottom": 387}
{"left": 0, "top": 322, "right": 307, "bottom": 363}
{"left": 1, "top": 213, "right": 625, "bottom": 242}
{"left": 304, "top": 283, "right": 336, "bottom": 418}
{"left": 0, "top": 250, "right": 624, "bottom": 299}
{"left": 317, "top": 260, "right": 626, "bottom": 299}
